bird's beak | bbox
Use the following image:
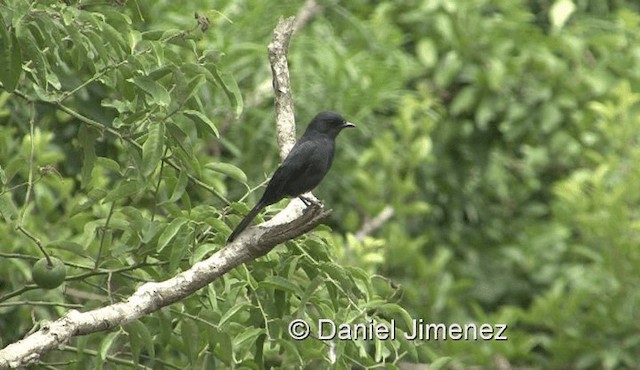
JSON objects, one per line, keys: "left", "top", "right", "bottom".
{"left": 343, "top": 121, "right": 356, "bottom": 129}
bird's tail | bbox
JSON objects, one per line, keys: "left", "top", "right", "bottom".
{"left": 227, "top": 201, "right": 266, "bottom": 243}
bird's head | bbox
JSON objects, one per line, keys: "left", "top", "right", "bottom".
{"left": 306, "top": 111, "right": 356, "bottom": 137}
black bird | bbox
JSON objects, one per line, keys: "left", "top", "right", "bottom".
{"left": 227, "top": 111, "right": 355, "bottom": 242}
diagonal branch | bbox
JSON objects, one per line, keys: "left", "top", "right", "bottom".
{"left": 0, "top": 206, "right": 330, "bottom": 368}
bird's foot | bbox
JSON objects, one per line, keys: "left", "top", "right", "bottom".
{"left": 299, "top": 195, "right": 323, "bottom": 208}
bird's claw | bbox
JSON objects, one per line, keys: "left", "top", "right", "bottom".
{"left": 299, "top": 195, "right": 323, "bottom": 208}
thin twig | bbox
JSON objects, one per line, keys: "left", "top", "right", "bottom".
{"left": 0, "top": 301, "right": 83, "bottom": 309}
{"left": 15, "top": 226, "right": 50, "bottom": 264}
{"left": 355, "top": 206, "right": 394, "bottom": 241}
{"left": 19, "top": 105, "right": 36, "bottom": 226}
{"left": 95, "top": 201, "right": 116, "bottom": 269}
{"left": 293, "top": 0, "right": 323, "bottom": 31}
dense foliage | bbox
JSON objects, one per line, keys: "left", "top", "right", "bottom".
{"left": 1, "top": 0, "right": 639, "bottom": 368}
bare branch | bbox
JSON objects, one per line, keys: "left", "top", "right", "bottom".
{"left": 355, "top": 206, "right": 395, "bottom": 241}
{"left": 268, "top": 16, "right": 297, "bottom": 160}
{"left": 293, "top": 0, "right": 323, "bottom": 31}
{"left": 245, "top": 1, "right": 324, "bottom": 116}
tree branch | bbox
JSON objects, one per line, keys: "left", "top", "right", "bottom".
{"left": 355, "top": 206, "right": 395, "bottom": 241}
{"left": 269, "top": 16, "right": 297, "bottom": 160}
{"left": 293, "top": 0, "right": 323, "bottom": 32}
{"left": 245, "top": 2, "right": 324, "bottom": 118}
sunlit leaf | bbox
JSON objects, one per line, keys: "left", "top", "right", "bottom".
{"left": 184, "top": 109, "right": 219, "bottom": 138}
{"left": 131, "top": 76, "right": 171, "bottom": 107}
{"left": 157, "top": 217, "right": 188, "bottom": 252}
{"left": 550, "top": 0, "right": 576, "bottom": 31}
{"left": 0, "top": 17, "right": 22, "bottom": 92}
{"left": 141, "top": 122, "right": 165, "bottom": 177}
{"left": 205, "top": 162, "right": 247, "bottom": 183}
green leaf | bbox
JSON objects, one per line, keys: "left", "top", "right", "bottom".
{"left": 134, "top": 320, "right": 156, "bottom": 360}
{"left": 181, "top": 319, "right": 199, "bottom": 365}
{"left": 102, "top": 23, "right": 128, "bottom": 57}
{"left": 206, "top": 63, "right": 243, "bottom": 117}
{"left": 123, "top": 321, "right": 143, "bottom": 365}
{"left": 165, "top": 122, "right": 192, "bottom": 158}
{"left": 47, "top": 240, "right": 90, "bottom": 258}
{"left": 141, "top": 122, "right": 165, "bottom": 177}
{"left": 434, "top": 51, "right": 462, "bottom": 88}
{"left": 96, "top": 157, "right": 121, "bottom": 173}
{"left": 373, "top": 336, "right": 389, "bottom": 363}
{"left": 450, "top": 86, "right": 477, "bottom": 116}
{"left": 168, "top": 234, "right": 189, "bottom": 271}
{"left": 148, "top": 65, "right": 173, "bottom": 81}
{"left": 157, "top": 217, "right": 188, "bottom": 252}
{"left": 141, "top": 30, "right": 165, "bottom": 41}
{"left": 205, "top": 162, "right": 247, "bottom": 183}
{"left": 296, "top": 275, "right": 324, "bottom": 316}
{"left": 70, "top": 188, "right": 108, "bottom": 215}
{"left": 15, "top": 22, "right": 47, "bottom": 89}
{"left": 99, "top": 331, "right": 120, "bottom": 361}
{"left": 9, "top": 0, "right": 30, "bottom": 28}
{"left": 233, "top": 327, "right": 264, "bottom": 347}
{"left": 255, "top": 333, "right": 266, "bottom": 370}
{"left": 204, "top": 216, "right": 231, "bottom": 233}
{"left": 156, "top": 310, "right": 173, "bottom": 348}
{"left": 275, "top": 338, "right": 303, "bottom": 364}
{"left": 140, "top": 220, "right": 163, "bottom": 245}
{"left": 0, "top": 17, "right": 23, "bottom": 92}
{"left": 163, "top": 170, "right": 188, "bottom": 204}
{"left": 320, "top": 262, "right": 352, "bottom": 289}
{"left": 376, "top": 303, "right": 414, "bottom": 332}
{"left": 131, "top": 76, "right": 171, "bottom": 107}
{"left": 0, "top": 193, "right": 18, "bottom": 222}
{"left": 475, "top": 97, "right": 495, "bottom": 129}
{"left": 192, "top": 243, "right": 219, "bottom": 263}
{"left": 429, "top": 357, "right": 453, "bottom": 370}
{"left": 259, "top": 276, "right": 302, "bottom": 295}
{"left": 86, "top": 30, "right": 110, "bottom": 67}
{"left": 183, "top": 109, "right": 219, "bottom": 137}
{"left": 65, "top": 19, "right": 90, "bottom": 70}
{"left": 211, "top": 329, "right": 233, "bottom": 364}
{"left": 182, "top": 75, "right": 206, "bottom": 104}
{"left": 219, "top": 302, "right": 251, "bottom": 327}
{"left": 416, "top": 39, "right": 437, "bottom": 68}
{"left": 78, "top": 126, "right": 99, "bottom": 189}
{"left": 550, "top": 0, "right": 576, "bottom": 31}
{"left": 103, "top": 180, "right": 140, "bottom": 203}
{"left": 161, "top": 29, "right": 183, "bottom": 42}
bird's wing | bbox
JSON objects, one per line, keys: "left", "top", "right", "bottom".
{"left": 260, "top": 139, "right": 331, "bottom": 204}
